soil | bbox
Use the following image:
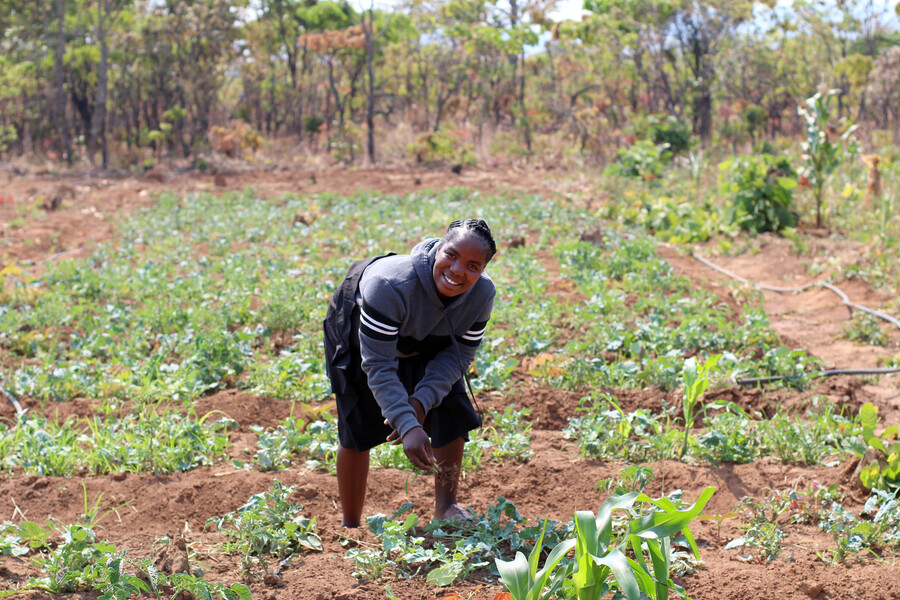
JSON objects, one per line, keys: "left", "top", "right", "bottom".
{"left": 2, "top": 165, "right": 900, "bottom": 600}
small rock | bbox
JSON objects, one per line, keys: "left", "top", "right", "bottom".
{"left": 804, "top": 582, "right": 824, "bottom": 598}
{"left": 296, "top": 486, "right": 318, "bottom": 499}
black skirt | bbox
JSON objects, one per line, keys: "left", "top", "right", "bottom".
{"left": 323, "top": 256, "right": 481, "bottom": 452}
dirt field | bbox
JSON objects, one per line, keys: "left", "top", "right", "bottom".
{"left": 2, "top": 166, "right": 900, "bottom": 600}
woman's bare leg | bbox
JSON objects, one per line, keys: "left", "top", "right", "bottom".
{"left": 337, "top": 444, "right": 370, "bottom": 528}
{"left": 432, "top": 437, "right": 465, "bottom": 518}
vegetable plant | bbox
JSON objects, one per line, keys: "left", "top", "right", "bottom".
{"left": 855, "top": 403, "right": 900, "bottom": 496}
{"left": 494, "top": 520, "right": 574, "bottom": 600}
{"left": 680, "top": 355, "right": 719, "bottom": 459}
{"left": 206, "top": 480, "right": 322, "bottom": 580}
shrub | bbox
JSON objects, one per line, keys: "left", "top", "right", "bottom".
{"left": 719, "top": 153, "right": 798, "bottom": 233}
{"left": 406, "top": 128, "right": 476, "bottom": 165}
{"left": 210, "top": 121, "right": 263, "bottom": 159}
{"left": 604, "top": 140, "right": 672, "bottom": 180}
{"left": 647, "top": 114, "right": 693, "bottom": 156}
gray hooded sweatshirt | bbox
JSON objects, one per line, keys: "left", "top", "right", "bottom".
{"left": 356, "top": 238, "right": 495, "bottom": 440}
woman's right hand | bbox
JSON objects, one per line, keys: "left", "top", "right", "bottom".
{"left": 385, "top": 397, "right": 427, "bottom": 444}
{"left": 401, "top": 426, "right": 437, "bottom": 471}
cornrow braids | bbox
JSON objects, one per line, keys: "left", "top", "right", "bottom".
{"left": 446, "top": 219, "right": 497, "bottom": 260}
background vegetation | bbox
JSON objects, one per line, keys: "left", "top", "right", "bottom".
{"left": 0, "top": 0, "right": 898, "bottom": 168}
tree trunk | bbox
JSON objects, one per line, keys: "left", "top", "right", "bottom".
{"left": 364, "top": 7, "right": 376, "bottom": 165}
{"left": 90, "top": 28, "right": 110, "bottom": 168}
{"left": 55, "top": 0, "right": 71, "bottom": 165}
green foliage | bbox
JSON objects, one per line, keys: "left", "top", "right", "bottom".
{"left": 855, "top": 403, "right": 900, "bottom": 496}
{"left": 597, "top": 194, "right": 736, "bottom": 243}
{"left": 495, "top": 520, "right": 573, "bottom": 600}
{"left": 495, "top": 488, "right": 714, "bottom": 600}
{"left": 798, "top": 90, "right": 859, "bottom": 227}
{"left": 0, "top": 123, "right": 16, "bottom": 152}
{"left": 741, "top": 105, "right": 767, "bottom": 144}
{"left": 842, "top": 312, "right": 889, "bottom": 346}
{"left": 567, "top": 395, "right": 858, "bottom": 467}
{"left": 680, "top": 355, "right": 720, "bottom": 458}
{"left": 250, "top": 414, "right": 338, "bottom": 473}
{"left": 0, "top": 410, "right": 232, "bottom": 476}
{"left": 347, "top": 506, "right": 489, "bottom": 584}
{"left": 206, "top": 480, "right": 322, "bottom": 581}
{"left": 303, "top": 115, "right": 325, "bottom": 133}
{"left": 406, "top": 128, "right": 476, "bottom": 165}
{"left": 646, "top": 114, "right": 693, "bottom": 156}
{"left": 719, "top": 153, "right": 798, "bottom": 233}
{"left": 91, "top": 554, "right": 252, "bottom": 600}
{"left": 604, "top": 140, "right": 672, "bottom": 181}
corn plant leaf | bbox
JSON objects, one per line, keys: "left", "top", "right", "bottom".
{"left": 630, "top": 487, "right": 715, "bottom": 540}
{"left": 527, "top": 520, "right": 547, "bottom": 583}
{"left": 575, "top": 510, "right": 600, "bottom": 557}
{"left": 680, "top": 521, "right": 701, "bottom": 557}
{"left": 596, "top": 493, "right": 640, "bottom": 548}
{"left": 644, "top": 537, "right": 671, "bottom": 600}
{"left": 588, "top": 548, "right": 642, "bottom": 600}
{"left": 495, "top": 551, "right": 529, "bottom": 600}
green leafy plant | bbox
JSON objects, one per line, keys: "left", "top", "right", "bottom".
{"left": 494, "top": 520, "right": 575, "bottom": 600}
{"left": 798, "top": 90, "right": 859, "bottom": 228}
{"left": 855, "top": 403, "right": 900, "bottom": 496}
{"left": 604, "top": 140, "right": 672, "bottom": 181}
{"left": 719, "top": 154, "right": 798, "bottom": 233}
{"left": 842, "top": 312, "right": 889, "bottom": 346}
{"left": 680, "top": 355, "right": 720, "bottom": 458}
{"left": 646, "top": 114, "right": 693, "bottom": 157}
{"left": 91, "top": 553, "right": 251, "bottom": 600}
{"left": 206, "top": 481, "right": 322, "bottom": 581}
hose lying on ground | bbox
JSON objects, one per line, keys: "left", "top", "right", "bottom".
{"left": 691, "top": 252, "right": 900, "bottom": 330}
{"left": 1, "top": 384, "right": 24, "bottom": 416}
{"left": 691, "top": 252, "right": 900, "bottom": 386}
{"left": 736, "top": 368, "right": 900, "bottom": 386}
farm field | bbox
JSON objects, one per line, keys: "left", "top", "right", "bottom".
{"left": 2, "top": 166, "right": 900, "bottom": 600}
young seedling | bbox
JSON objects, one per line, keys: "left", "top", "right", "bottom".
{"left": 680, "top": 355, "right": 720, "bottom": 459}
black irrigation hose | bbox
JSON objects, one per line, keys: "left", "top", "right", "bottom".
{"left": 691, "top": 252, "right": 900, "bottom": 386}
{"left": 691, "top": 252, "right": 900, "bottom": 330}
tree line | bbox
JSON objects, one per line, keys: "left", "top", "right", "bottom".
{"left": 0, "top": 0, "right": 898, "bottom": 168}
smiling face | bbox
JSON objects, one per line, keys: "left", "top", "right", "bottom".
{"left": 432, "top": 230, "right": 492, "bottom": 300}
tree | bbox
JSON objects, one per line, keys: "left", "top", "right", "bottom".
{"left": 86, "top": 0, "right": 131, "bottom": 168}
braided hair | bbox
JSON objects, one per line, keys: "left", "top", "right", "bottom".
{"left": 446, "top": 219, "right": 497, "bottom": 261}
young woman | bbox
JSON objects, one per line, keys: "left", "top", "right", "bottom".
{"left": 323, "top": 219, "right": 496, "bottom": 527}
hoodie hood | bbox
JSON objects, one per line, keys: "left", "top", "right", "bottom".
{"left": 411, "top": 237, "right": 446, "bottom": 308}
